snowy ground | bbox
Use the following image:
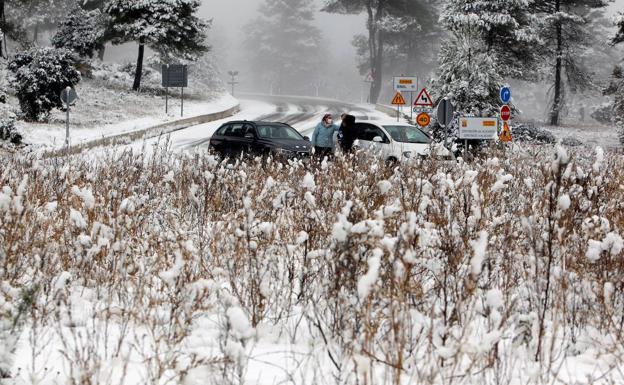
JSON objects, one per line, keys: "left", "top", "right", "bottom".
{"left": 7, "top": 79, "right": 238, "bottom": 150}
{"left": 541, "top": 121, "right": 621, "bottom": 149}
{"left": 1, "top": 141, "right": 623, "bottom": 385}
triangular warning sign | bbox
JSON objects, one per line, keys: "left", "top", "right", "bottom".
{"left": 414, "top": 88, "right": 433, "bottom": 107}
{"left": 500, "top": 122, "right": 513, "bottom": 142}
{"left": 392, "top": 92, "right": 406, "bottom": 105}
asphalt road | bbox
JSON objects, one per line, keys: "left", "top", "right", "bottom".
{"left": 178, "top": 94, "right": 382, "bottom": 150}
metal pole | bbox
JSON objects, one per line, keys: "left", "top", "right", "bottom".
{"left": 165, "top": 86, "right": 168, "bottom": 114}
{"left": 65, "top": 103, "right": 69, "bottom": 147}
{"left": 181, "top": 87, "right": 184, "bottom": 117}
{"left": 397, "top": 105, "right": 400, "bottom": 122}
{"left": 410, "top": 91, "right": 413, "bottom": 120}
{"left": 464, "top": 139, "right": 468, "bottom": 162}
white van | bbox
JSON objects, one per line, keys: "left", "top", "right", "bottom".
{"left": 352, "top": 120, "right": 453, "bottom": 163}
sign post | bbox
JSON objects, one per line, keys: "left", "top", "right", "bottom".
{"left": 162, "top": 64, "right": 188, "bottom": 117}
{"left": 60, "top": 87, "right": 78, "bottom": 148}
{"left": 391, "top": 91, "right": 407, "bottom": 122}
{"left": 228, "top": 70, "right": 239, "bottom": 96}
{"left": 393, "top": 76, "right": 419, "bottom": 119}
{"left": 499, "top": 86, "right": 513, "bottom": 142}
{"left": 436, "top": 98, "right": 455, "bottom": 149}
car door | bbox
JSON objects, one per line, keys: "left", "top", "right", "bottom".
{"left": 355, "top": 123, "right": 390, "bottom": 156}
{"left": 240, "top": 123, "right": 264, "bottom": 157}
{"left": 222, "top": 123, "right": 245, "bottom": 157}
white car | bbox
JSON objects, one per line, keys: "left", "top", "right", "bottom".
{"left": 352, "top": 120, "right": 453, "bottom": 163}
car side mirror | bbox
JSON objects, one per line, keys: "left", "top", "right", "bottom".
{"left": 373, "top": 136, "right": 383, "bottom": 143}
{"left": 244, "top": 133, "right": 255, "bottom": 140}
{"left": 303, "top": 136, "right": 310, "bottom": 141}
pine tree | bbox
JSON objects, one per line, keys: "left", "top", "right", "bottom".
{"left": 440, "top": 0, "right": 540, "bottom": 79}
{"left": 434, "top": 0, "right": 538, "bottom": 115}
{"left": 52, "top": 7, "right": 106, "bottom": 59}
{"left": 4, "top": 0, "right": 75, "bottom": 45}
{"left": 105, "top": 0, "right": 209, "bottom": 91}
{"left": 322, "top": 0, "right": 399, "bottom": 104}
{"left": 609, "top": 13, "right": 624, "bottom": 147}
{"left": 244, "top": 0, "right": 323, "bottom": 95}
{"left": 533, "top": 0, "right": 608, "bottom": 126}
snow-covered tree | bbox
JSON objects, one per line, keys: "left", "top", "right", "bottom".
{"left": 4, "top": 0, "right": 76, "bottom": 45}
{"left": 105, "top": 0, "right": 209, "bottom": 91}
{"left": 440, "top": 0, "right": 540, "bottom": 80}
{"left": 8, "top": 47, "right": 81, "bottom": 121}
{"left": 433, "top": 0, "right": 537, "bottom": 116}
{"left": 323, "top": 0, "right": 398, "bottom": 103}
{"left": 533, "top": 0, "right": 608, "bottom": 125}
{"left": 244, "top": 0, "right": 323, "bottom": 95}
{"left": 603, "top": 66, "right": 624, "bottom": 147}
{"left": 52, "top": 7, "right": 106, "bottom": 59}
{"left": 351, "top": 0, "right": 442, "bottom": 102}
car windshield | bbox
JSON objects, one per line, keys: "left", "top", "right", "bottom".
{"left": 383, "top": 125, "right": 430, "bottom": 144}
{"left": 257, "top": 124, "right": 304, "bottom": 140}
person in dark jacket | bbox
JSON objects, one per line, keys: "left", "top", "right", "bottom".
{"left": 338, "top": 114, "right": 357, "bottom": 153}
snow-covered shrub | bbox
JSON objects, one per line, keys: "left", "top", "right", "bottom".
{"left": 52, "top": 7, "right": 107, "bottom": 59}
{"left": 591, "top": 103, "right": 614, "bottom": 124}
{"left": 1, "top": 144, "right": 624, "bottom": 384}
{"left": 8, "top": 47, "right": 81, "bottom": 121}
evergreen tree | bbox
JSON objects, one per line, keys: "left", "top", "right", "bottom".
{"left": 244, "top": 0, "right": 323, "bottom": 95}
{"left": 52, "top": 7, "right": 106, "bottom": 59}
{"left": 105, "top": 0, "right": 209, "bottom": 91}
{"left": 434, "top": 0, "right": 538, "bottom": 115}
{"left": 4, "top": 0, "right": 76, "bottom": 45}
{"left": 350, "top": 0, "right": 442, "bottom": 101}
{"left": 323, "top": 0, "right": 400, "bottom": 104}
{"left": 532, "top": 0, "right": 608, "bottom": 126}
{"left": 603, "top": 66, "right": 624, "bottom": 147}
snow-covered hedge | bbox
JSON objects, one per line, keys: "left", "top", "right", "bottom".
{"left": 8, "top": 47, "right": 81, "bottom": 121}
{"left": 0, "top": 145, "right": 623, "bottom": 384}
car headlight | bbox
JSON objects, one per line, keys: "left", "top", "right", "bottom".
{"left": 403, "top": 151, "right": 412, "bottom": 159}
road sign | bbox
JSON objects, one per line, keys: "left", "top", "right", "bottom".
{"left": 500, "top": 105, "right": 511, "bottom": 122}
{"left": 500, "top": 86, "right": 511, "bottom": 104}
{"left": 416, "top": 112, "right": 431, "bottom": 127}
{"left": 60, "top": 88, "right": 78, "bottom": 106}
{"left": 392, "top": 92, "right": 407, "bottom": 105}
{"left": 393, "top": 76, "right": 418, "bottom": 92}
{"left": 365, "top": 73, "right": 374, "bottom": 82}
{"left": 436, "top": 98, "right": 454, "bottom": 127}
{"left": 162, "top": 64, "right": 188, "bottom": 88}
{"left": 459, "top": 117, "right": 499, "bottom": 140}
{"left": 499, "top": 121, "right": 513, "bottom": 142}
{"left": 414, "top": 88, "right": 433, "bottom": 108}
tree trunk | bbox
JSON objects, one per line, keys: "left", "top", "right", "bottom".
{"left": 97, "top": 45, "right": 106, "bottom": 61}
{"left": 0, "top": 0, "right": 5, "bottom": 58}
{"left": 33, "top": 23, "right": 38, "bottom": 44}
{"left": 367, "top": 0, "right": 385, "bottom": 104}
{"left": 550, "top": 0, "right": 562, "bottom": 126}
{"left": 133, "top": 43, "right": 145, "bottom": 91}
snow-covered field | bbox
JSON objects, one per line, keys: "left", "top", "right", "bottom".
{"left": 1, "top": 144, "right": 623, "bottom": 385}
{"left": 7, "top": 79, "right": 237, "bottom": 150}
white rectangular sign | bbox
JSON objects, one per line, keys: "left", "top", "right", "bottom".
{"left": 459, "top": 117, "right": 498, "bottom": 140}
{"left": 393, "top": 77, "right": 419, "bottom": 92}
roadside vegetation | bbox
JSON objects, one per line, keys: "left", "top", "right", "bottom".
{"left": 0, "top": 144, "right": 623, "bottom": 384}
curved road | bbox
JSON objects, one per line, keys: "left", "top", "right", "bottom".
{"left": 171, "top": 94, "right": 385, "bottom": 151}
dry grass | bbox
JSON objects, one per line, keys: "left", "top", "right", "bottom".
{"left": 0, "top": 142, "right": 623, "bottom": 385}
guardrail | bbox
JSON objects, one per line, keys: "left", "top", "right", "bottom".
{"left": 45, "top": 103, "right": 241, "bottom": 157}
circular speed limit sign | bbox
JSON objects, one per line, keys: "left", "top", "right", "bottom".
{"left": 416, "top": 112, "right": 431, "bottom": 127}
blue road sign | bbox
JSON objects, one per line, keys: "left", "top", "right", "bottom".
{"left": 500, "top": 86, "right": 511, "bottom": 104}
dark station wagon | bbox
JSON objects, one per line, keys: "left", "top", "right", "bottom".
{"left": 209, "top": 121, "right": 312, "bottom": 160}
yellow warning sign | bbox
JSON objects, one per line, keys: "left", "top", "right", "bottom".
{"left": 500, "top": 122, "right": 513, "bottom": 142}
{"left": 391, "top": 92, "right": 406, "bottom": 105}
